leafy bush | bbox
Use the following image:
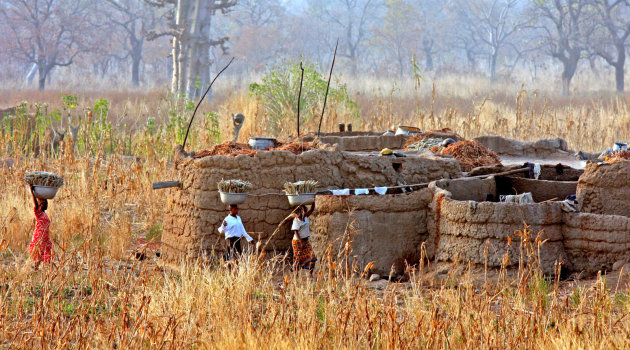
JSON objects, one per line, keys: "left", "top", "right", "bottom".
{"left": 249, "top": 62, "right": 359, "bottom": 134}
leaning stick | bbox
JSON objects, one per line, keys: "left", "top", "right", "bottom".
{"left": 297, "top": 62, "right": 305, "bottom": 139}
{"left": 182, "top": 57, "right": 235, "bottom": 151}
{"left": 317, "top": 39, "right": 339, "bottom": 137}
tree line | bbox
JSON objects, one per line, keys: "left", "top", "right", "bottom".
{"left": 1, "top": 0, "right": 629, "bottom": 95}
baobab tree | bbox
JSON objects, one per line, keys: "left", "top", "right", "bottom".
{"left": 147, "top": 0, "right": 235, "bottom": 98}
{"left": 0, "top": 0, "right": 94, "bottom": 90}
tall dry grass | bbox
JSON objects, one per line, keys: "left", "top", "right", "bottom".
{"left": 1, "top": 210, "right": 630, "bottom": 347}
{"left": 3, "top": 75, "right": 629, "bottom": 153}
{"left": 2, "top": 77, "right": 630, "bottom": 347}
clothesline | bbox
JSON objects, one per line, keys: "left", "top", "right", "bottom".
{"left": 245, "top": 182, "right": 430, "bottom": 197}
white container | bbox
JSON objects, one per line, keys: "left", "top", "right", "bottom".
{"left": 613, "top": 142, "right": 628, "bottom": 152}
{"left": 395, "top": 126, "right": 421, "bottom": 136}
{"left": 32, "top": 185, "right": 60, "bottom": 199}
{"left": 287, "top": 193, "right": 315, "bottom": 206}
{"left": 219, "top": 192, "right": 249, "bottom": 205}
{"left": 248, "top": 137, "right": 276, "bottom": 150}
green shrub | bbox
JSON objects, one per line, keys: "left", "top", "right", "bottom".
{"left": 249, "top": 62, "right": 359, "bottom": 134}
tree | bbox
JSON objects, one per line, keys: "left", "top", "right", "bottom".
{"left": 373, "top": 0, "right": 419, "bottom": 77}
{"left": 0, "top": 0, "right": 95, "bottom": 90}
{"left": 449, "top": 0, "right": 529, "bottom": 79}
{"left": 103, "top": 0, "right": 160, "bottom": 86}
{"left": 309, "top": 0, "right": 382, "bottom": 74}
{"left": 148, "top": 0, "right": 236, "bottom": 98}
{"left": 590, "top": 0, "right": 630, "bottom": 92}
{"left": 412, "top": 0, "right": 449, "bottom": 71}
{"left": 531, "top": 0, "right": 593, "bottom": 95}
{"left": 225, "top": 0, "right": 287, "bottom": 72}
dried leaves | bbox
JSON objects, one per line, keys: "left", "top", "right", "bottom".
{"left": 193, "top": 141, "right": 315, "bottom": 159}
{"left": 440, "top": 140, "right": 502, "bottom": 172}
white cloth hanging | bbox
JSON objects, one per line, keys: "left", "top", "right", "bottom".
{"left": 331, "top": 189, "right": 350, "bottom": 196}
{"left": 354, "top": 188, "right": 369, "bottom": 195}
{"left": 374, "top": 187, "right": 388, "bottom": 195}
{"left": 533, "top": 163, "right": 541, "bottom": 180}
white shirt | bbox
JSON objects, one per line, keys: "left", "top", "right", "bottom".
{"left": 291, "top": 216, "right": 310, "bottom": 240}
{"left": 218, "top": 215, "right": 253, "bottom": 242}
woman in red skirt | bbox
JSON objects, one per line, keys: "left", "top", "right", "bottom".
{"left": 29, "top": 186, "right": 52, "bottom": 268}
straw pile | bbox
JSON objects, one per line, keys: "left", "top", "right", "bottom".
{"left": 283, "top": 180, "right": 319, "bottom": 194}
{"left": 193, "top": 142, "right": 258, "bottom": 158}
{"left": 271, "top": 142, "right": 314, "bottom": 154}
{"left": 24, "top": 171, "right": 64, "bottom": 187}
{"left": 217, "top": 179, "right": 253, "bottom": 193}
{"left": 607, "top": 150, "right": 630, "bottom": 163}
{"left": 193, "top": 141, "right": 316, "bottom": 159}
{"left": 440, "top": 140, "right": 501, "bottom": 171}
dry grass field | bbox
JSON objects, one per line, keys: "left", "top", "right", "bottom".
{"left": 2, "top": 76, "right": 630, "bottom": 348}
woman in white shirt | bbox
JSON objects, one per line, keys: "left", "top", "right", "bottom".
{"left": 218, "top": 204, "right": 253, "bottom": 260}
{"left": 291, "top": 204, "right": 317, "bottom": 273}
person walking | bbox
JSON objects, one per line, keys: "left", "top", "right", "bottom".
{"left": 29, "top": 186, "right": 52, "bottom": 269}
{"left": 218, "top": 204, "right": 253, "bottom": 260}
{"left": 291, "top": 204, "right": 317, "bottom": 274}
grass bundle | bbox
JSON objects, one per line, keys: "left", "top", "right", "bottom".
{"left": 24, "top": 171, "right": 64, "bottom": 187}
{"left": 283, "top": 180, "right": 319, "bottom": 194}
{"left": 217, "top": 179, "right": 253, "bottom": 193}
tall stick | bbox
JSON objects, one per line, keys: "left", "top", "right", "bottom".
{"left": 182, "top": 57, "right": 235, "bottom": 150}
{"left": 297, "top": 62, "right": 305, "bottom": 138}
{"left": 317, "top": 39, "right": 339, "bottom": 136}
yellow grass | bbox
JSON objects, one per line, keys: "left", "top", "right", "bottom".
{"left": 1, "top": 77, "right": 630, "bottom": 347}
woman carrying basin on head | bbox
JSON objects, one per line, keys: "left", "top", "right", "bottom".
{"left": 29, "top": 185, "right": 53, "bottom": 269}
{"left": 219, "top": 204, "right": 254, "bottom": 260}
{"left": 291, "top": 204, "right": 317, "bottom": 274}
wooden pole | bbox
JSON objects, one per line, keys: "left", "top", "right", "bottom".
{"left": 152, "top": 181, "right": 181, "bottom": 189}
{"left": 297, "top": 62, "right": 305, "bottom": 139}
{"left": 182, "top": 57, "right": 234, "bottom": 151}
{"left": 318, "top": 39, "right": 339, "bottom": 137}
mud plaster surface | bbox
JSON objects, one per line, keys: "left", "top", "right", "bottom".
{"left": 310, "top": 190, "right": 432, "bottom": 275}
{"left": 161, "top": 147, "right": 460, "bottom": 260}
{"left": 578, "top": 161, "right": 630, "bottom": 217}
{"left": 431, "top": 176, "right": 630, "bottom": 274}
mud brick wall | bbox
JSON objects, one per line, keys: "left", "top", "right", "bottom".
{"left": 310, "top": 190, "right": 433, "bottom": 275}
{"left": 497, "top": 177, "right": 577, "bottom": 202}
{"left": 475, "top": 135, "right": 570, "bottom": 158}
{"left": 577, "top": 162, "right": 630, "bottom": 217}
{"left": 162, "top": 147, "right": 461, "bottom": 261}
{"left": 428, "top": 178, "right": 566, "bottom": 274}
{"left": 302, "top": 134, "right": 408, "bottom": 151}
{"left": 562, "top": 213, "right": 630, "bottom": 273}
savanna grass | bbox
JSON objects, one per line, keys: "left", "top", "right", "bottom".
{"left": 2, "top": 78, "right": 630, "bottom": 347}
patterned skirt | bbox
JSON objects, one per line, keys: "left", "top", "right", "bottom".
{"left": 292, "top": 238, "right": 317, "bottom": 271}
{"left": 28, "top": 234, "right": 52, "bottom": 262}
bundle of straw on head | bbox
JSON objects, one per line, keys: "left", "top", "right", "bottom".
{"left": 217, "top": 179, "right": 253, "bottom": 193}
{"left": 24, "top": 171, "right": 64, "bottom": 187}
{"left": 283, "top": 180, "right": 319, "bottom": 195}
